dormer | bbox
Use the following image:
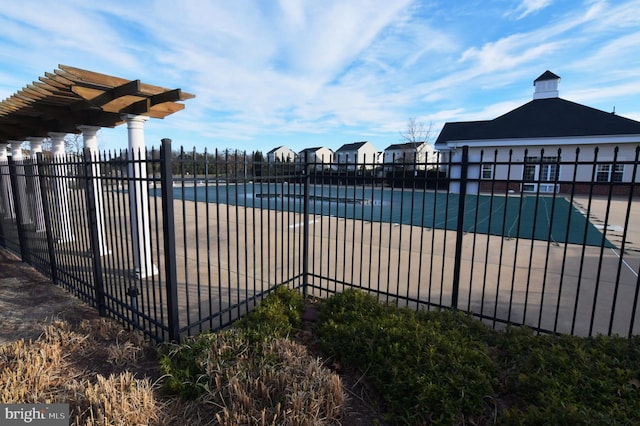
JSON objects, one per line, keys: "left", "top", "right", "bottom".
{"left": 533, "top": 70, "right": 560, "bottom": 99}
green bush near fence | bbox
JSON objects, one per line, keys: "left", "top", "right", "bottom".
{"left": 316, "top": 289, "right": 640, "bottom": 425}
{"left": 317, "top": 289, "right": 499, "bottom": 424}
{"left": 496, "top": 326, "right": 640, "bottom": 424}
{"left": 234, "top": 285, "right": 305, "bottom": 342}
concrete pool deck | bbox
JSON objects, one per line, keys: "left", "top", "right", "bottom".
{"left": 162, "top": 193, "right": 640, "bottom": 337}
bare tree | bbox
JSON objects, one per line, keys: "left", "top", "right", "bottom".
{"left": 395, "top": 117, "right": 435, "bottom": 168}
{"left": 399, "top": 117, "right": 432, "bottom": 144}
{"left": 39, "top": 133, "right": 84, "bottom": 154}
{"left": 64, "top": 134, "right": 83, "bottom": 154}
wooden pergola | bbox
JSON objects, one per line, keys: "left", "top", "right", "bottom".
{"left": 0, "top": 64, "right": 195, "bottom": 141}
{"left": 0, "top": 65, "right": 195, "bottom": 279}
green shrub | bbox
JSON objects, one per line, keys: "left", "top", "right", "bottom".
{"left": 496, "top": 330, "right": 640, "bottom": 424}
{"left": 317, "top": 289, "right": 499, "bottom": 424}
{"left": 234, "top": 285, "right": 304, "bottom": 341}
{"left": 318, "top": 287, "right": 386, "bottom": 326}
{"left": 415, "top": 308, "right": 496, "bottom": 342}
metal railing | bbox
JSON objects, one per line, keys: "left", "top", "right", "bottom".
{"left": 1, "top": 139, "right": 639, "bottom": 342}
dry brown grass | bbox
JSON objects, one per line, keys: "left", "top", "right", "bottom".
{"left": 1, "top": 322, "right": 76, "bottom": 404}
{"left": 70, "top": 372, "right": 160, "bottom": 426}
{"left": 160, "top": 328, "right": 347, "bottom": 425}
{"left": 1, "top": 318, "right": 348, "bottom": 425}
{"left": 0, "top": 319, "right": 164, "bottom": 425}
{"left": 210, "top": 337, "right": 345, "bottom": 425}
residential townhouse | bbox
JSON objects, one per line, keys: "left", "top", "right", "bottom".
{"left": 334, "top": 141, "right": 379, "bottom": 171}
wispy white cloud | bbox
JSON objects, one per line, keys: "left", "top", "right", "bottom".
{"left": 508, "top": 0, "right": 554, "bottom": 20}
{"left": 459, "top": 35, "right": 561, "bottom": 72}
{"left": 127, "top": 0, "right": 418, "bottom": 145}
{"left": 420, "top": 1, "right": 639, "bottom": 111}
{"left": 1, "top": 0, "right": 639, "bottom": 153}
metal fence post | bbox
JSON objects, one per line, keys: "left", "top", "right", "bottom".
{"left": 7, "top": 156, "right": 28, "bottom": 262}
{"left": 160, "top": 138, "right": 180, "bottom": 342}
{"left": 451, "top": 145, "right": 469, "bottom": 310}
{"left": 0, "top": 203, "right": 4, "bottom": 247}
{"left": 0, "top": 159, "right": 8, "bottom": 247}
{"left": 302, "top": 150, "right": 310, "bottom": 297}
{"left": 83, "top": 148, "right": 107, "bottom": 316}
{"left": 35, "top": 153, "right": 58, "bottom": 283}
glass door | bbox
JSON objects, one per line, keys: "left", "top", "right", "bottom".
{"left": 522, "top": 156, "right": 559, "bottom": 193}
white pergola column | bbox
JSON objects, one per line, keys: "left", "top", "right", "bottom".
{"left": 79, "top": 125, "right": 110, "bottom": 256}
{"left": 9, "top": 141, "right": 32, "bottom": 225}
{"left": 0, "top": 142, "right": 15, "bottom": 219}
{"left": 49, "top": 132, "right": 75, "bottom": 242}
{"left": 124, "top": 114, "right": 157, "bottom": 278}
{"left": 26, "top": 137, "right": 46, "bottom": 232}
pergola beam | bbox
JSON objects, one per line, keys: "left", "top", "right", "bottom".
{"left": 150, "top": 88, "right": 194, "bottom": 104}
{"left": 85, "top": 79, "right": 142, "bottom": 107}
{"left": 122, "top": 98, "right": 151, "bottom": 115}
{"left": 0, "top": 65, "right": 194, "bottom": 142}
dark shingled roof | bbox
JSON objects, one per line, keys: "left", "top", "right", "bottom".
{"left": 384, "top": 142, "right": 427, "bottom": 150}
{"left": 336, "top": 141, "right": 368, "bottom": 152}
{"left": 298, "top": 147, "right": 326, "bottom": 154}
{"left": 435, "top": 97, "right": 640, "bottom": 147}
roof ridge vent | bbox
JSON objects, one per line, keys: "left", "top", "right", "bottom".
{"left": 533, "top": 70, "right": 560, "bottom": 99}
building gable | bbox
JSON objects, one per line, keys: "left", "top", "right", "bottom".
{"left": 267, "top": 146, "right": 285, "bottom": 154}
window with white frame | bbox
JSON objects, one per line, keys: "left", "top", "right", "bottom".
{"left": 540, "top": 156, "right": 559, "bottom": 182}
{"left": 524, "top": 155, "right": 559, "bottom": 182}
{"left": 596, "top": 164, "right": 624, "bottom": 182}
{"left": 481, "top": 163, "right": 494, "bottom": 179}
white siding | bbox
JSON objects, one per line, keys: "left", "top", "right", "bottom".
{"left": 449, "top": 143, "right": 640, "bottom": 194}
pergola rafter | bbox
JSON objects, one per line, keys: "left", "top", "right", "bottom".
{"left": 0, "top": 64, "right": 195, "bottom": 141}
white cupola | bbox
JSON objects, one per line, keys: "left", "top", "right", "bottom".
{"left": 533, "top": 70, "right": 560, "bottom": 99}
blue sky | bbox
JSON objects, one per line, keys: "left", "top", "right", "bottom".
{"left": 1, "top": 0, "right": 639, "bottom": 154}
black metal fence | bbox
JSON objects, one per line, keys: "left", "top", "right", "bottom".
{"left": 1, "top": 139, "right": 639, "bottom": 342}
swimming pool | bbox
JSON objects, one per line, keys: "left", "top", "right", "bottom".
{"left": 164, "top": 182, "right": 611, "bottom": 247}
